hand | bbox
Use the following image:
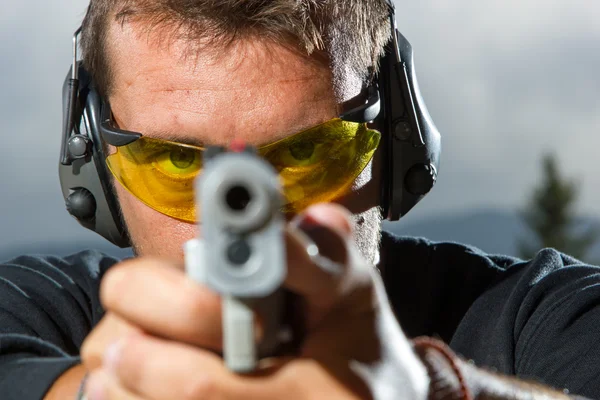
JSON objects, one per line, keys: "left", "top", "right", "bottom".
{"left": 82, "top": 203, "right": 429, "bottom": 400}
{"left": 81, "top": 313, "right": 142, "bottom": 371}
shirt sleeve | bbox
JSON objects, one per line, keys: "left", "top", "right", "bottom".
{"left": 512, "top": 251, "right": 600, "bottom": 397}
{"left": 451, "top": 248, "right": 600, "bottom": 399}
{"left": 0, "top": 250, "right": 118, "bottom": 399}
{"left": 380, "top": 233, "right": 600, "bottom": 398}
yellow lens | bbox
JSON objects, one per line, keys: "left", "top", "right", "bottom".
{"left": 260, "top": 119, "right": 381, "bottom": 213}
{"left": 106, "top": 119, "right": 380, "bottom": 221}
{"left": 106, "top": 138, "right": 202, "bottom": 222}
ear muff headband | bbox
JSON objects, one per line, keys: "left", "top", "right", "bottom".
{"left": 378, "top": 30, "right": 441, "bottom": 220}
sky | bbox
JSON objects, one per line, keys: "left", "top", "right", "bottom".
{"left": 0, "top": 1, "right": 599, "bottom": 254}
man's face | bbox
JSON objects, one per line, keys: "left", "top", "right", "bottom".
{"left": 107, "top": 22, "right": 382, "bottom": 263}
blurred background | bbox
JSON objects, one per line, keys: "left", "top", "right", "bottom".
{"left": 0, "top": 1, "right": 599, "bottom": 262}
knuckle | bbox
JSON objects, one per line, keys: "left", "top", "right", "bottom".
{"left": 80, "top": 338, "right": 100, "bottom": 368}
{"left": 187, "top": 284, "right": 221, "bottom": 321}
{"left": 182, "top": 375, "right": 217, "bottom": 400}
{"left": 118, "top": 335, "right": 145, "bottom": 388}
{"left": 99, "top": 263, "right": 131, "bottom": 308}
{"left": 185, "top": 286, "right": 223, "bottom": 346}
{"left": 279, "top": 371, "right": 307, "bottom": 400}
{"left": 80, "top": 316, "right": 117, "bottom": 369}
{"left": 306, "top": 203, "right": 353, "bottom": 236}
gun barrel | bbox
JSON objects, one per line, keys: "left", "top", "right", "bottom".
{"left": 199, "top": 152, "right": 286, "bottom": 298}
{"left": 185, "top": 148, "right": 287, "bottom": 372}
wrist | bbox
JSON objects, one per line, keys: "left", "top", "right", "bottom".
{"left": 43, "top": 364, "right": 88, "bottom": 400}
{"left": 412, "top": 337, "right": 472, "bottom": 400}
{"left": 413, "top": 337, "right": 582, "bottom": 400}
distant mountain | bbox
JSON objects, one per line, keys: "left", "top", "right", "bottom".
{"left": 2, "top": 209, "right": 600, "bottom": 264}
{"left": 384, "top": 208, "right": 600, "bottom": 262}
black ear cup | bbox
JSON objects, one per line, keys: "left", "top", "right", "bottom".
{"left": 340, "top": 1, "right": 441, "bottom": 221}
{"left": 66, "top": 188, "right": 97, "bottom": 221}
{"left": 405, "top": 164, "right": 437, "bottom": 196}
{"left": 59, "top": 64, "right": 130, "bottom": 247}
{"left": 376, "top": 15, "right": 441, "bottom": 221}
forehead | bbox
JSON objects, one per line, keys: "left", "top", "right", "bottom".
{"left": 106, "top": 21, "right": 339, "bottom": 146}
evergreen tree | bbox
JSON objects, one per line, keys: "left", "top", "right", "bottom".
{"left": 518, "top": 153, "right": 599, "bottom": 260}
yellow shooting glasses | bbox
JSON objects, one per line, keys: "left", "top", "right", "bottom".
{"left": 106, "top": 119, "right": 381, "bottom": 222}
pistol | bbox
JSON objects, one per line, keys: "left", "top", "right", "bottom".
{"left": 184, "top": 146, "right": 287, "bottom": 373}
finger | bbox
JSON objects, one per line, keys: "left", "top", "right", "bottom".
{"left": 284, "top": 203, "right": 355, "bottom": 306}
{"left": 105, "top": 333, "right": 284, "bottom": 400}
{"left": 296, "top": 202, "right": 354, "bottom": 238}
{"left": 81, "top": 313, "right": 142, "bottom": 370}
{"left": 284, "top": 203, "right": 377, "bottom": 332}
{"left": 100, "top": 260, "right": 223, "bottom": 351}
{"left": 86, "top": 370, "right": 144, "bottom": 400}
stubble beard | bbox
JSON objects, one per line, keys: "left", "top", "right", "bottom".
{"left": 350, "top": 206, "right": 383, "bottom": 266}
{"left": 128, "top": 210, "right": 383, "bottom": 261}
{"left": 126, "top": 206, "right": 383, "bottom": 263}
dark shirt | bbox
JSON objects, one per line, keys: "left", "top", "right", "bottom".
{"left": 380, "top": 233, "right": 600, "bottom": 398}
{"left": 1, "top": 232, "right": 599, "bottom": 399}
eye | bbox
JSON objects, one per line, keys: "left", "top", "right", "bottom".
{"left": 289, "top": 142, "right": 315, "bottom": 161}
{"left": 153, "top": 147, "right": 201, "bottom": 178}
{"left": 272, "top": 140, "right": 326, "bottom": 168}
{"left": 170, "top": 148, "right": 196, "bottom": 168}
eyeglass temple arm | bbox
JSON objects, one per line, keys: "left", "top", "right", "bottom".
{"left": 339, "top": 85, "right": 382, "bottom": 123}
{"left": 99, "top": 101, "right": 142, "bottom": 147}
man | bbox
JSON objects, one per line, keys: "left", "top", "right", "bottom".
{"left": 1, "top": 0, "right": 598, "bottom": 399}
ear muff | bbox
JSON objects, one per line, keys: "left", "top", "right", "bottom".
{"left": 59, "top": 62, "right": 130, "bottom": 247}
{"left": 375, "top": 1, "right": 441, "bottom": 220}
{"left": 377, "top": 29, "right": 441, "bottom": 220}
{"left": 341, "top": 1, "right": 441, "bottom": 221}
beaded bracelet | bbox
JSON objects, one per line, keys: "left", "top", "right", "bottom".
{"left": 76, "top": 372, "right": 88, "bottom": 400}
{"left": 412, "top": 337, "right": 473, "bottom": 400}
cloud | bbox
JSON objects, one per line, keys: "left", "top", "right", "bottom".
{"left": 0, "top": 0, "right": 105, "bottom": 249}
{"left": 393, "top": 0, "right": 600, "bottom": 220}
